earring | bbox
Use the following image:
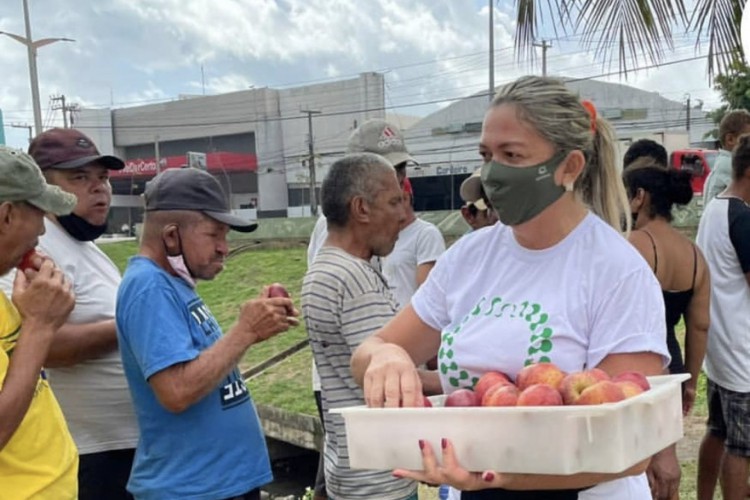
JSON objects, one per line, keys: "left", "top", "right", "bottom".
{"left": 564, "top": 182, "right": 574, "bottom": 192}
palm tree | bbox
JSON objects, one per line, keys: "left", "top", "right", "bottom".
{"left": 513, "top": 0, "right": 743, "bottom": 79}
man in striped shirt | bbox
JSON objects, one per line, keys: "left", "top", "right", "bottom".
{"left": 301, "top": 153, "right": 417, "bottom": 500}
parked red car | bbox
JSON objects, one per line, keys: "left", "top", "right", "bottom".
{"left": 669, "top": 149, "right": 719, "bottom": 195}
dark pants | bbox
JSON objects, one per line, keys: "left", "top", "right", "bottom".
{"left": 78, "top": 448, "right": 136, "bottom": 500}
{"left": 221, "top": 488, "right": 261, "bottom": 500}
{"left": 314, "top": 390, "right": 327, "bottom": 498}
{"left": 461, "top": 489, "right": 584, "bottom": 499}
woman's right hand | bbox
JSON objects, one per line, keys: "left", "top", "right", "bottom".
{"left": 363, "top": 342, "right": 422, "bottom": 408}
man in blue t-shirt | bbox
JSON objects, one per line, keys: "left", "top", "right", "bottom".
{"left": 116, "top": 168, "right": 298, "bottom": 500}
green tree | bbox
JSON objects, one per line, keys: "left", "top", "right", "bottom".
{"left": 513, "top": 0, "right": 744, "bottom": 79}
{"left": 704, "top": 59, "right": 750, "bottom": 138}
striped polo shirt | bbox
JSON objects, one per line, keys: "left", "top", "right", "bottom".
{"left": 302, "top": 246, "right": 417, "bottom": 500}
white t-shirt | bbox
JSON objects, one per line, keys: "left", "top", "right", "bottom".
{"left": 0, "top": 219, "right": 139, "bottom": 454}
{"left": 382, "top": 218, "right": 445, "bottom": 310}
{"left": 412, "top": 213, "right": 668, "bottom": 498}
{"left": 696, "top": 197, "right": 750, "bottom": 391}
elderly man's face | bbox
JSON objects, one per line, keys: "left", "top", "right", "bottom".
{"left": 367, "top": 171, "right": 406, "bottom": 257}
{"left": 170, "top": 216, "right": 230, "bottom": 281}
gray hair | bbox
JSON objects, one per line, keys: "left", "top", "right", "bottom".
{"left": 492, "top": 76, "right": 631, "bottom": 233}
{"left": 321, "top": 153, "right": 395, "bottom": 228}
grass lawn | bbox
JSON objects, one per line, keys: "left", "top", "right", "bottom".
{"left": 101, "top": 240, "right": 715, "bottom": 499}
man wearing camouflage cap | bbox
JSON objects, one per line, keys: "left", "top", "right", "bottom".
{"left": 0, "top": 128, "right": 139, "bottom": 499}
{"left": 0, "top": 146, "right": 79, "bottom": 498}
{"left": 459, "top": 168, "right": 498, "bottom": 232}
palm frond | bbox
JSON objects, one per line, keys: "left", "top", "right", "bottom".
{"left": 514, "top": 0, "right": 689, "bottom": 76}
{"left": 513, "top": 0, "right": 574, "bottom": 68}
{"left": 689, "top": 0, "right": 743, "bottom": 79}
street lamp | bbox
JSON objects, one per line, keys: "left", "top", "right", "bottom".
{"left": 0, "top": 0, "right": 74, "bottom": 136}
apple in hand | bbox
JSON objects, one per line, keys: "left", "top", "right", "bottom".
{"left": 516, "top": 384, "right": 563, "bottom": 406}
{"left": 17, "top": 249, "right": 40, "bottom": 272}
{"left": 474, "top": 371, "right": 513, "bottom": 401}
{"left": 613, "top": 371, "right": 651, "bottom": 391}
{"left": 268, "top": 283, "right": 290, "bottom": 298}
{"left": 516, "top": 362, "right": 566, "bottom": 391}
{"left": 575, "top": 380, "right": 626, "bottom": 405}
{"left": 559, "top": 369, "right": 611, "bottom": 405}
{"left": 444, "top": 388, "right": 479, "bottom": 407}
{"left": 482, "top": 383, "right": 520, "bottom": 407}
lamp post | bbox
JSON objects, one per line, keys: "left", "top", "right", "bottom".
{"left": 0, "top": 0, "right": 74, "bottom": 136}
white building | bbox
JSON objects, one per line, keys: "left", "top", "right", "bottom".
{"left": 75, "top": 73, "right": 385, "bottom": 229}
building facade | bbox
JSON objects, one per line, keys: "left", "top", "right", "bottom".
{"left": 75, "top": 73, "right": 386, "bottom": 230}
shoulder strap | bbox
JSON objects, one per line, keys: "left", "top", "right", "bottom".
{"left": 691, "top": 244, "right": 698, "bottom": 289}
{"left": 640, "top": 229, "right": 658, "bottom": 273}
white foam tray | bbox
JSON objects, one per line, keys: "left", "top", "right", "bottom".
{"left": 332, "top": 374, "right": 689, "bottom": 474}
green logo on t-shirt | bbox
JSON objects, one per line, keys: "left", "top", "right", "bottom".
{"left": 439, "top": 296, "right": 555, "bottom": 388}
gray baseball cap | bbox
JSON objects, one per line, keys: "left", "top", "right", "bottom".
{"left": 346, "top": 119, "right": 416, "bottom": 167}
{"left": 144, "top": 168, "right": 258, "bottom": 233}
{"left": 0, "top": 146, "right": 77, "bottom": 215}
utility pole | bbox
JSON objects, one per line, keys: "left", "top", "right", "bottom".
{"left": 301, "top": 109, "right": 322, "bottom": 216}
{"left": 685, "top": 94, "right": 691, "bottom": 133}
{"left": 10, "top": 123, "right": 33, "bottom": 143}
{"left": 0, "top": 0, "right": 74, "bottom": 136}
{"left": 154, "top": 135, "right": 161, "bottom": 174}
{"left": 533, "top": 39, "right": 552, "bottom": 77}
{"left": 50, "top": 94, "right": 68, "bottom": 128}
{"left": 488, "top": 0, "right": 494, "bottom": 102}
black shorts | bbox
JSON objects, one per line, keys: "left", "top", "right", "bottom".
{"left": 706, "top": 378, "right": 750, "bottom": 457}
{"left": 78, "top": 448, "right": 136, "bottom": 500}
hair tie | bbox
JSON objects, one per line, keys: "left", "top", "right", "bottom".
{"left": 581, "top": 100, "right": 597, "bottom": 135}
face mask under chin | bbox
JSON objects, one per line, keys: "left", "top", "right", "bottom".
{"left": 480, "top": 150, "right": 569, "bottom": 226}
{"left": 164, "top": 229, "right": 197, "bottom": 288}
{"left": 167, "top": 254, "right": 197, "bottom": 288}
{"left": 57, "top": 213, "right": 108, "bottom": 241}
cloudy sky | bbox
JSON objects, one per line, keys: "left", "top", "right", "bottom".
{"left": 0, "top": 0, "right": 722, "bottom": 149}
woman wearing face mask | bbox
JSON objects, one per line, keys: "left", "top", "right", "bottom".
{"left": 351, "top": 76, "right": 670, "bottom": 499}
{"left": 623, "top": 159, "right": 710, "bottom": 500}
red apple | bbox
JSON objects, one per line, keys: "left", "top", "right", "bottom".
{"left": 444, "top": 388, "right": 479, "bottom": 407}
{"left": 17, "top": 249, "right": 39, "bottom": 272}
{"left": 474, "top": 371, "right": 513, "bottom": 401}
{"left": 616, "top": 381, "right": 645, "bottom": 399}
{"left": 516, "top": 384, "right": 563, "bottom": 406}
{"left": 575, "top": 380, "right": 626, "bottom": 405}
{"left": 268, "top": 283, "right": 290, "bottom": 298}
{"left": 516, "top": 362, "right": 566, "bottom": 391}
{"left": 613, "top": 371, "right": 651, "bottom": 392}
{"left": 559, "top": 369, "right": 611, "bottom": 405}
{"left": 482, "top": 383, "right": 520, "bottom": 407}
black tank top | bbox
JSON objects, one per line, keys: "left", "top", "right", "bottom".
{"left": 641, "top": 230, "right": 697, "bottom": 375}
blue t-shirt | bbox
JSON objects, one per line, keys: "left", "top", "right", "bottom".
{"left": 116, "top": 256, "right": 272, "bottom": 500}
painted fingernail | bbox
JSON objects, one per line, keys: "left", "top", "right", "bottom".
{"left": 441, "top": 438, "right": 447, "bottom": 449}
{"left": 483, "top": 472, "right": 495, "bottom": 482}
{"left": 418, "top": 439, "right": 425, "bottom": 450}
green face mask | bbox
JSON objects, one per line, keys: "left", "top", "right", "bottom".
{"left": 480, "top": 150, "right": 569, "bottom": 226}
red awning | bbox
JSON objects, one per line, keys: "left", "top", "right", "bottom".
{"left": 110, "top": 152, "right": 257, "bottom": 179}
